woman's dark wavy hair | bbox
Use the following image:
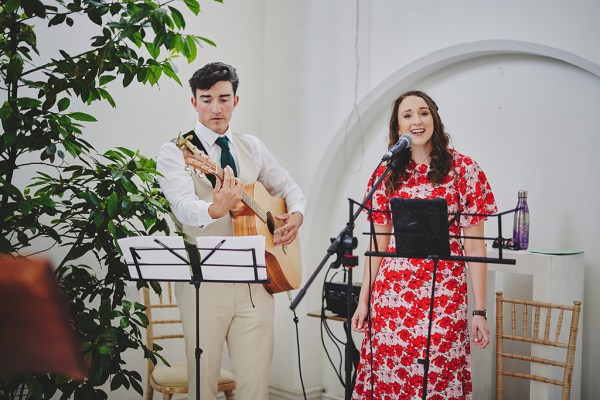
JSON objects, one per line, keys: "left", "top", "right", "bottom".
{"left": 385, "top": 90, "right": 453, "bottom": 195}
{"left": 189, "top": 62, "right": 239, "bottom": 96}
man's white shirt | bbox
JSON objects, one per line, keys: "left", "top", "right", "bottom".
{"left": 156, "top": 121, "right": 306, "bottom": 228}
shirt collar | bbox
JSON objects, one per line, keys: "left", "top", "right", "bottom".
{"left": 194, "top": 121, "right": 233, "bottom": 146}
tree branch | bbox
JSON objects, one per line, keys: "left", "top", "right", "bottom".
{"left": 17, "top": 161, "right": 66, "bottom": 169}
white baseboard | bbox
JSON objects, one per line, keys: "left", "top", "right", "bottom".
{"left": 268, "top": 383, "right": 324, "bottom": 400}
{"left": 320, "top": 392, "right": 344, "bottom": 400}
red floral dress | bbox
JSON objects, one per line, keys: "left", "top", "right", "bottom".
{"left": 353, "top": 150, "right": 497, "bottom": 400}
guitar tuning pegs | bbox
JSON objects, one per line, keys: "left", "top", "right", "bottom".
{"left": 176, "top": 133, "right": 193, "bottom": 148}
{"left": 176, "top": 133, "right": 184, "bottom": 147}
{"left": 185, "top": 165, "right": 205, "bottom": 179}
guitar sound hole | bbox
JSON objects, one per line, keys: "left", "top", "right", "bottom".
{"left": 266, "top": 212, "right": 275, "bottom": 235}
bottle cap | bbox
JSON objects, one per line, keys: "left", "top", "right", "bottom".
{"left": 518, "top": 190, "right": 527, "bottom": 198}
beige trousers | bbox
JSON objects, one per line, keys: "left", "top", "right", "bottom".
{"left": 175, "top": 282, "right": 274, "bottom": 400}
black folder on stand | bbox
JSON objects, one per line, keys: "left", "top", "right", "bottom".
{"left": 390, "top": 197, "right": 450, "bottom": 258}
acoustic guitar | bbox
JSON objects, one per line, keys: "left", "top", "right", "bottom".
{"left": 176, "top": 135, "right": 302, "bottom": 294}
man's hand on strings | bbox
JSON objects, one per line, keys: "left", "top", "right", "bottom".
{"left": 208, "top": 166, "right": 242, "bottom": 219}
{"left": 274, "top": 211, "right": 303, "bottom": 245}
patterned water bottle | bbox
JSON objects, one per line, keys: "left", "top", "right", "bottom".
{"left": 512, "top": 190, "right": 529, "bottom": 250}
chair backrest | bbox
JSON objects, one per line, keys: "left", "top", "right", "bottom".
{"left": 495, "top": 291, "right": 582, "bottom": 400}
{"left": 143, "top": 282, "right": 184, "bottom": 352}
{"left": 142, "top": 283, "right": 187, "bottom": 399}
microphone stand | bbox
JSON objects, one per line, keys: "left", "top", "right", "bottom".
{"left": 419, "top": 256, "right": 439, "bottom": 400}
{"left": 290, "top": 158, "right": 396, "bottom": 400}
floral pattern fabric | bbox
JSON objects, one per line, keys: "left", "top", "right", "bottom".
{"left": 353, "top": 149, "right": 497, "bottom": 400}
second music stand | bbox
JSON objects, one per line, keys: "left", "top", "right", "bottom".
{"left": 368, "top": 198, "right": 516, "bottom": 400}
{"left": 118, "top": 235, "right": 269, "bottom": 400}
{"left": 390, "top": 197, "right": 450, "bottom": 400}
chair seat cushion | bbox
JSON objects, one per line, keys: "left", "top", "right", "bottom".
{"left": 152, "top": 363, "right": 188, "bottom": 388}
{"left": 152, "top": 364, "right": 234, "bottom": 387}
{"left": 218, "top": 368, "right": 235, "bottom": 384}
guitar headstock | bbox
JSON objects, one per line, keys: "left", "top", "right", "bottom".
{"left": 176, "top": 133, "right": 196, "bottom": 153}
{"left": 176, "top": 133, "right": 221, "bottom": 179}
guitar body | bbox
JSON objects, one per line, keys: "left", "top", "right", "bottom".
{"left": 176, "top": 134, "right": 302, "bottom": 294}
{"left": 232, "top": 182, "right": 302, "bottom": 294}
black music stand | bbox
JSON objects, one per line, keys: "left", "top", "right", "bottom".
{"left": 391, "top": 197, "right": 450, "bottom": 259}
{"left": 390, "top": 197, "right": 450, "bottom": 400}
{"left": 118, "top": 235, "right": 269, "bottom": 400}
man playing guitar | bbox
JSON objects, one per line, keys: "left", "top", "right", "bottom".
{"left": 156, "top": 62, "right": 306, "bottom": 400}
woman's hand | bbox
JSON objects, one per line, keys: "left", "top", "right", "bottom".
{"left": 352, "top": 301, "right": 369, "bottom": 333}
{"left": 471, "top": 315, "right": 490, "bottom": 349}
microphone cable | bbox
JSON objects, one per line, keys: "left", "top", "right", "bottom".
{"left": 321, "top": 269, "right": 347, "bottom": 387}
{"left": 287, "top": 291, "right": 308, "bottom": 400}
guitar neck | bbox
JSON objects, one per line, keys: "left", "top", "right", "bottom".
{"left": 180, "top": 135, "right": 276, "bottom": 227}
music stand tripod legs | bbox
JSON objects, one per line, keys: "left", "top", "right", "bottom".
{"left": 185, "top": 240, "right": 225, "bottom": 400}
{"left": 118, "top": 235, "right": 268, "bottom": 400}
{"left": 418, "top": 256, "right": 440, "bottom": 400}
{"left": 185, "top": 242, "right": 205, "bottom": 400}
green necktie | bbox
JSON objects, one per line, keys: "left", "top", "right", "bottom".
{"left": 215, "top": 136, "right": 238, "bottom": 177}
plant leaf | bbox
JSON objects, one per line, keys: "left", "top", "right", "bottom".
{"left": 107, "top": 192, "right": 118, "bottom": 218}
{"left": 70, "top": 112, "right": 98, "bottom": 122}
{"left": 99, "top": 75, "right": 117, "bottom": 86}
{"left": 183, "top": 0, "right": 200, "bottom": 15}
{"left": 17, "top": 97, "right": 42, "bottom": 108}
{"left": 169, "top": 6, "right": 185, "bottom": 30}
{"left": 57, "top": 98, "right": 71, "bottom": 112}
{"left": 3, "top": 0, "right": 21, "bottom": 14}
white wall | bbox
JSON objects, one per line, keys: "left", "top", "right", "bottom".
{"left": 16, "top": 1, "right": 600, "bottom": 399}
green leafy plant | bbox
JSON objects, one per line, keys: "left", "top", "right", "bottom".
{"left": 0, "top": 0, "right": 220, "bottom": 398}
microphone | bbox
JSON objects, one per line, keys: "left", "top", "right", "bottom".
{"left": 381, "top": 134, "right": 412, "bottom": 161}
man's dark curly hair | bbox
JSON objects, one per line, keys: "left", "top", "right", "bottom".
{"left": 189, "top": 62, "right": 239, "bottom": 96}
